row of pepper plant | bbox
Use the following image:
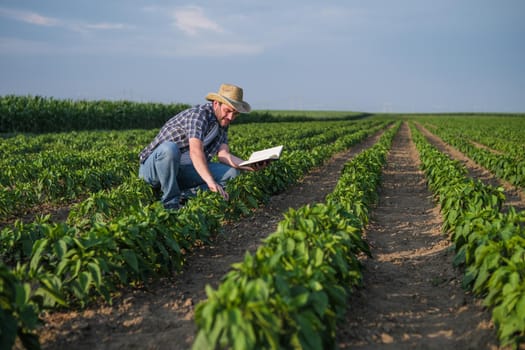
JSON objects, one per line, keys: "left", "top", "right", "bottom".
{"left": 419, "top": 116, "right": 524, "bottom": 160}
{"left": 192, "top": 122, "right": 400, "bottom": 349}
{"left": 410, "top": 123, "right": 525, "bottom": 348}
{"left": 417, "top": 116, "right": 525, "bottom": 188}
{"left": 0, "top": 121, "right": 383, "bottom": 221}
{"left": 0, "top": 119, "right": 389, "bottom": 349}
{"left": 0, "top": 130, "right": 151, "bottom": 220}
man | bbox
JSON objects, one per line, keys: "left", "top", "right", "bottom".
{"left": 139, "top": 83, "right": 264, "bottom": 210}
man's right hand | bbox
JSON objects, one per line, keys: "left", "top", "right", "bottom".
{"left": 208, "top": 182, "right": 229, "bottom": 201}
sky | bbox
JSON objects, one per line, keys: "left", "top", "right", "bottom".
{"left": 1, "top": 1, "right": 524, "bottom": 113}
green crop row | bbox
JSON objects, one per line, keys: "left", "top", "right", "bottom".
{"left": 0, "top": 120, "right": 389, "bottom": 349}
{"left": 422, "top": 124, "right": 525, "bottom": 189}
{"left": 0, "top": 95, "right": 373, "bottom": 134}
{"left": 1, "top": 122, "right": 382, "bottom": 269}
{"left": 411, "top": 123, "right": 525, "bottom": 348}
{"left": 0, "top": 95, "right": 190, "bottom": 133}
{"left": 192, "top": 122, "right": 399, "bottom": 349}
{"left": 0, "top": 130, "right": 152, "bottom": 221}
{"left": 417, "top": 116, "right": 525, "bottom": 160}
{"left": 0, "top": 121, "right": 384, "bottom": 222}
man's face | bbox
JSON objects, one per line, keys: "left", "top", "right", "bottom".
{"left": 214, "top": 101, "right": 239, "bottom": 127}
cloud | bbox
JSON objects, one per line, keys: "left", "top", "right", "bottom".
{"left": 0, "top": 7, "right": 58, "bottom": 26}
{"left": 80, "top": 22, "right": 128, "bottom": 31}
{"left": 160, "top": 5, "right": 264, "bottom": 56}
{"left": 0, "top": 6, "right": 130, "bottom": 32}
{"left": 172, "top": 6, "right": 224, "bottom": 36}
{"left": 0, "top": 5, "right": 260, "bottom": 58}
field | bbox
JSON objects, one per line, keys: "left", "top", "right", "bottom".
{"left": 1, "top": 103, "right": 525, "bottom": 349}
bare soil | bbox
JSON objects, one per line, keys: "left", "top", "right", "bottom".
{"left": 336, "top": 123, "right": 503, "bottom": 350}
{"left": 31, "top": 121, "right": 524, "bottom": 350}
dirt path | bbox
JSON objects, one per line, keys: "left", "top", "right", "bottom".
{"left": 336, "top": 122, "right": 500, "bottom": 349}
{"left": 37, "top": 131, "right": 383, "bottom": 350}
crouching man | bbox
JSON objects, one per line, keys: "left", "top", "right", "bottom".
{"left": 138, "top": 83, "right": 265, "bottom": 210}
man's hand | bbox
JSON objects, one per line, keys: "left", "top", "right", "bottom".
{"left": 217, "top": 145, "right": 272, "bottom": 172}
{"left": 208, "top": 182, "right": 229, "bottom": 200}
{"left": 247, "top": 160, "right": 272, "bottom": 171}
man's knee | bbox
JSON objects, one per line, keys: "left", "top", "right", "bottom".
{"left": 224, "top": 166, "right": 240, "bottom": 181}
{"left": 156, "top": 142, "right": 180, "bottom": 162}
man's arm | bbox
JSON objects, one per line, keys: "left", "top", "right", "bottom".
{"left": 189, "top": 138, "right": 229, "bottom": 199}
{"left": 217, "top": 143, "right": 243, "bottom": 167}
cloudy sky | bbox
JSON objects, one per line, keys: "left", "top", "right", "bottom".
{"left": 1, "top": 0, "right": 524, "bottom": 113}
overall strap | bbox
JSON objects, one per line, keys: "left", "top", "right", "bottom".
{"left": 180, "top": 122, "right": 220, "bottom": 165}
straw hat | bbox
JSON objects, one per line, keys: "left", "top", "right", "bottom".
{"left": 206, "top": 83, "right": 251, "bottom": 113}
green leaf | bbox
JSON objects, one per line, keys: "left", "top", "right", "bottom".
{"left": 192, "top": 331, "right": 213, "bottom": 350}
{"left": 296, "top": 312, "right": 322, "bottom": 350}
{"left": 473, "top": 264, "right": 489, "bottom": 293}
{"left": 56, "top": 257, "right": 69, "bottom": 278}
{"left": 72, "top": 259, "right": 81, "bottom": 278}
{"left": 313, "top": 248, "right": 324, "bottom": 267}
{"left": 14, "top": 283, "right": 30, "bottom": 307}
{"left": 285, "top": 238, "right": 295, "bottom": 254}
{"left": 290, "top": 292, "right": 309, "bottom": 308}
{"left": 231, "top": 324, "right": 249, "bottom": 350}
{"left": 29, "top": 239, "right": 48, "bottom": 272}
{"left": 515, "top": 294, "right": 525, "bottom": 319}
{"left": 122, "top": 249, "right": 139, "bottom": 273}
{"left": 498, "top": 314, "right": 524, "bottom": 341}
{"left": 36, "top": 278, "right": 67, "bottom": 307}
{"left": 310, "top": 290, "right": 329, "bottom": 317}
{"left": 87, "top": 261, "right": 103, "bottom": 288}
{"left": 228, "top": 308, "right": 242, "bottom": 325}
{"left": 53, "top": 239, "right": 68, "bottom": 259}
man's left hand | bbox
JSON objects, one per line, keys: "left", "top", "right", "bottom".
{"left": 247, "top": 160, "right": 271, "bottom": 171}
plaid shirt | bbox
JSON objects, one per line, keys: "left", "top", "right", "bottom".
{"left": 139, "top": 103, "right": 228, "bottom": 164}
